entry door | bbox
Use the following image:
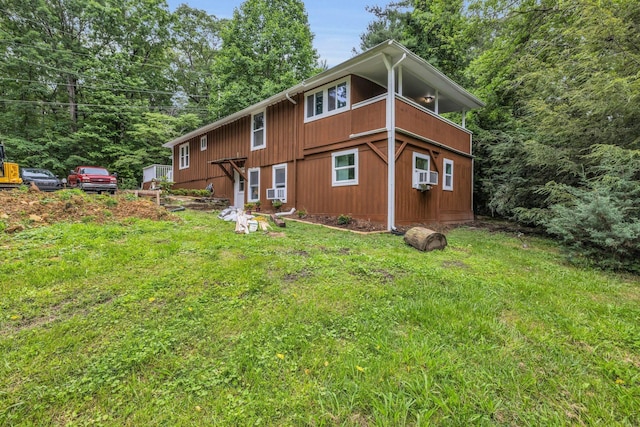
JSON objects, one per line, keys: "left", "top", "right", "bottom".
{"left": 233, "top": 170, "right": 245, "bottom": 208}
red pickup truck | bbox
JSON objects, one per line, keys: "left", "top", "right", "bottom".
{"left": 68, "top": 166, "right": 118, "bottom": 194}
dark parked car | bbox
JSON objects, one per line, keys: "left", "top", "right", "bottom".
{"left": 20, "top": 168, "right": 63, "bottom": 192}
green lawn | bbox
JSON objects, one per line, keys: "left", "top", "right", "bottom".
{"left": 1, "top": 210, "right": 638, "bottom": 426}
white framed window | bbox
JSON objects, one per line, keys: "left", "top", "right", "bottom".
{"left": 200, "top": 135, "right": 207, "bottom": 151}
{"left": 238, "top": 174, "right": 245, "bottom": 193}
{"left": 179, "top": 142, "right": 190, "bottom": 169}
{"left": 304, "top": 77, "right": 350, "bottom": 122}
{"left": 271, "top": 163, "right": 287, "bottom": 202}
{"left": 247, "top": 167, "right": 260, "bottom": 202}
{"left": 332, "top": 148, "right": 358, "bottom": 187}
{"left": 443, "top": 158, "right": 454, "bottom": 191}
{"left": 412, "top": 152, "right": 436, "bottom": 188}
{"left": 251, "top": 110, "right": 266, "bottom": 150}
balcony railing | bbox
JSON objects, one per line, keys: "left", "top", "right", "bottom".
{"left": 142, "top": 164, "right": 172, "bottom": 183}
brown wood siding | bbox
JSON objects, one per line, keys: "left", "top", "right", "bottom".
{"left": 303, "top": 99, "right": 386, "bottom": 150}
{"left": 395, "top": 137, "right": 473, "bottom": 225}
{"left": 395, "top": 99, "right": 472, "bottom": 154}
{"left": 171, "top": 99, "right": 299, "bottom": 204}
{"left": 251, "top": 101, "right": 297, "bottom": 167}
{"left": 304, "top": 112, "right": 352, "bottom": 149}
{"left": 351, "top": 99, "right": 386, "bottom": 135}
{"left": 439, "top": 155, "right": 472, "bottom": 215}
{"left": 296, "top": 139, "right": 388, "bottom": 223}
{"left": 351, "top": 74, "right": 386, "bottom": 103}
{"left": 172, "top": 117, "right": 249, "bottom": 198}
{"left": 303, "top": 75, "right": 387, "bottom": 150}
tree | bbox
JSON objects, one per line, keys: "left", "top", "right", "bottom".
{"left": 209, "top": 0, "right": 319, "bottom": 119}
{"left": 358, "top": 1, "right": 475, "bottom": 83}
{"left": 406, "top": 0, "right": 474, "bottom": 83}
{"left": 0, "top": 0, "right": 190, "bottom": 183}
{"left": 357, "top": 1, "right": 412, "bottom": 52}
{"left": 544, "top": 145, "right": 640, "bottom": 272}
{"left": 468, "top": 0, "right": 640, "bottom": 225}
{"left": 463, "top": 0, "right": 640, "bottom": 270}
{"left": 169, "top": 5, "right": 224, "bottom": 123}
{"left": 113, "top": 112, "right": 201, "bottom": 187}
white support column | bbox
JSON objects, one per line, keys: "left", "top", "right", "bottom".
{"left": 435, "top": 90, "right": 439, "bottom": 115}
{"left": 398, "top": 66, "right": 403, "bottom": 96}
{"left": 462, "top": 110, "right": 466, "bottom": 128}
{"left": 382, "top": 53, "right": 406, "bottom": 231}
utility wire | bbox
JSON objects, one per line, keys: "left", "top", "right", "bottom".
{"left": 0, "top": 77, "right": 211, "bottom": 99}
{"left": 0, "top": 98, "right": 211, "bottom": 112}
{"left": 0, "top": 7, "right": 84, "bottom": 39}
{"left": 10, "top": 56, "right": 214, "bottom": 99}
{"left": 0, "top": 37, "right": 216, "bottom": 77}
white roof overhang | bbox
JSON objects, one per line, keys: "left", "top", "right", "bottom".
{"left": 163, "top": 40, "right": 484, "bottom": 149}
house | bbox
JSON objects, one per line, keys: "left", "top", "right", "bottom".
{"left": 163, "top": 40, "right": 484, "bottom": 230}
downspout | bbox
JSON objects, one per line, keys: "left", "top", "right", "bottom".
{"left": 285, "top": 92, "right": 297, "bottom": 105}
{"left": 170, "top": 146, "right": 175, "bottom": 184}
{"left": 382, "top": 52, "right": 406, "bottom": 231}
{"left": 470, "top": 133, "right": 474, "bottom": 219}
{"left": 286, "top": 92, "right": 299, "bottom": 207}
{"left": 289, "top": 92, "right": 299, "bottom": 208}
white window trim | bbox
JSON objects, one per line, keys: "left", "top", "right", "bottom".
{"left": 272, "top": 163, "right": 287, "bottom": 203}
{"left": 200, "top": 135, "right": 207, "bottom": 151}
{"left": 251, "top": 110, "right": 266, "bottom": 151}
{"left": 412, "top": 152, "right": 431, "bottom": 188}
{"left": 247, "top": 167, "right": 260, "bottom": 202}
{"left": 443, "top": 158, "right": 454, "bottom": 191}
{"left": 304, "top": 76, "right": 351, "bottom": 123}
{"left": 179, "top": 142, "right": 190, "bottom": 170}
{"left": 332, "top": 148, "right": 358, "bottom": 187}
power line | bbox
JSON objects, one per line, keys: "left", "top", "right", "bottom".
{"left": 0, "top": 98, "right": 211, "bottom": 112}
{"left": 0, "top": 77, "right": 211, "bottom": 99}
{"left": 0, "top": 37, "right": 215, "bottom": 77}
{"left": 0, "top": 7, "right": 84, "bottom": 39}
{"left": 4, "top": 47, "right": 214, "bottom": 98}
{"left": 9, "top": 56, "right": 213, "bottom": 99}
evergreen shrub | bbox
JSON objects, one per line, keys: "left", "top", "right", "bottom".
{"left": 544, "top": 145, "right": 640, "bottom": 273}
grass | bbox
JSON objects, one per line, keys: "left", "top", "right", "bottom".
{"left": 1, "top": 210, "right": 638, "bottom": 426}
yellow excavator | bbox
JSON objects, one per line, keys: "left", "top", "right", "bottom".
{"left": 0, "top": 142, "right": 23, "bottom": 189}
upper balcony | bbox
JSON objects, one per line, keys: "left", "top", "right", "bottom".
{"left": 395, "top": 95, "right": 472, "bottom": 154}
{"left": 301, "top": 41, "right": 482, "bottom": 152}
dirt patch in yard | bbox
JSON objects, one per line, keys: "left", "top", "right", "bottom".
{"left": 0, "top": 189, "right": 179, "bottom": 233}
{"left": 290, "top": 214, "right": 389, "bottom": 233}
{"left": 289, "top": 214, "right": 466, "bottom": 234}
{"left": 0, "top": 189, "right": 542, "bottom": 237}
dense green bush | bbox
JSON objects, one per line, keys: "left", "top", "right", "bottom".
{"left": 118, "top": 177, "right": 139, "bottom": 190}
{"left": 157, "top": 177, "right": 174, "bottom": 192}
{"left": 337, "top": 214, "right": 352, "bottom": 225}
{"left": 543, "top": 145, "right": 640, "bottom": 273}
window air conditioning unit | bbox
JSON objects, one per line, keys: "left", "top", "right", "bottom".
{"left": 266, "top": 187, "right": 287, "bottom": 200}
{"left": 414, "top": 171, "right": 438, "bottom": 189}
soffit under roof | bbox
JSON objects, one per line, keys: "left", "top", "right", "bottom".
{"left": 305, "top": 41, "right": 483, "bottom": 114}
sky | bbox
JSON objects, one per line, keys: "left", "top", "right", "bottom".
{"left": 165, "top": 0, "right": 388, "bottom": 67}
